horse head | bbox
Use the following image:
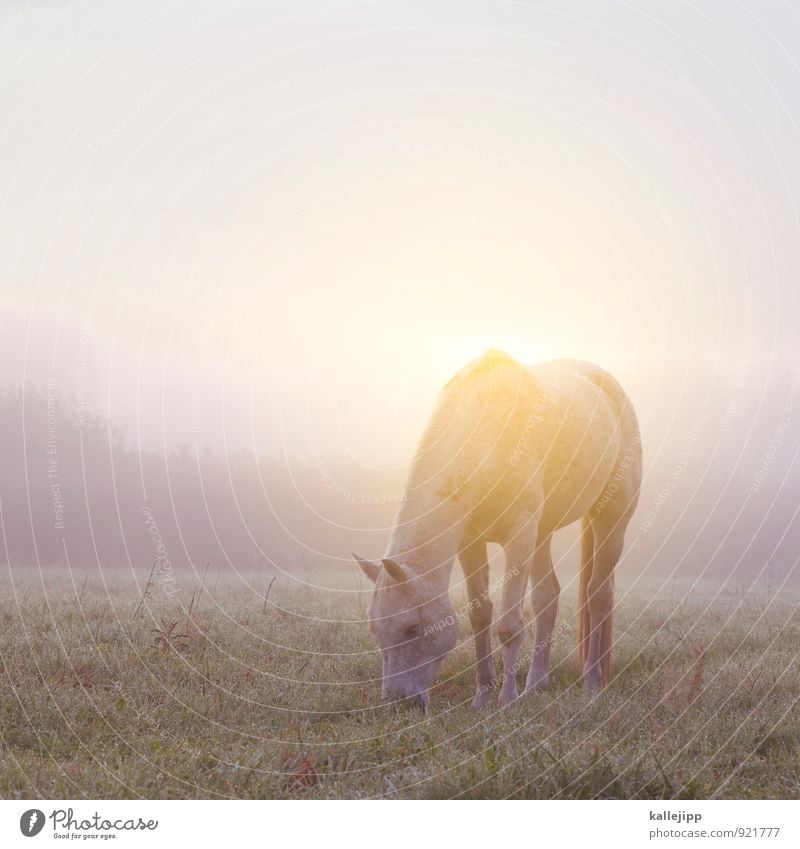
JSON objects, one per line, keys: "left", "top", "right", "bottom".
{"left": 353, "top": 554, "right": 458, "bottom": 711}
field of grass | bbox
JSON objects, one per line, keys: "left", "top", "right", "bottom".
{"left": 1, "top": 567, "right": 798, "bottom": 799}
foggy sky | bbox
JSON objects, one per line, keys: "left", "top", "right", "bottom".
{"left": 1, "top": 1, "right": 800, "bottom": 579}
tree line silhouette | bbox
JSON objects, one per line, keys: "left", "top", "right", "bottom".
{"left": 0, "top": 383, "right": 797, "bottom": 581}
{"left": 0, "top": 384, "right": 398, "bottom": 576}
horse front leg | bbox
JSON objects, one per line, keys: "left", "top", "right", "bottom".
{"left": 496, "top": 517, "right": 538, "bottom": 707}
{"left": 459, "top": 536, "right": 496, "bottom": 710}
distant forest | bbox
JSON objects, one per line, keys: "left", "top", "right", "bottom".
{"left": 0, "top": 384, "right": 397, "bottom": 576}
{"left": 1, "top": 383, "right": 798, "bottom": 583}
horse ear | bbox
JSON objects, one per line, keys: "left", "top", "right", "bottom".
{"left": 352, "top": 553, "right": 380, "bottom": 583}
{"left": 380, "top": 558, "right": 409, "bottom": 583}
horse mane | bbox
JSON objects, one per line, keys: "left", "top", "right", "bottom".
{"left": 405, "top": 350, "right": 524, "bottom": 491}
{"left": 439, "top": 348, "right": 518, "bottom": 392}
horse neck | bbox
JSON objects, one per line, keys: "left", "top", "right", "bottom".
{"left": 386, "top": 479, "right": 472, "bottom": 588}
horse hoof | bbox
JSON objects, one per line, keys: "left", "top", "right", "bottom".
{"left": 471, "top": 678, "right": 497, "bottom": 710}
{"left": 522, "top": 684, "right": 547, "bottom": 697}
{"left": 497, "top": 690, "right": 519, "bottom": 708}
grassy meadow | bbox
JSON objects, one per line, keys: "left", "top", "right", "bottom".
{"left": 1, "top": 567, "right": 798, "bottom": 799}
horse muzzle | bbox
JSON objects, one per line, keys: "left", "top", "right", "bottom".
{"left": 383, "top": 689, "right": 430, "bottom": 712}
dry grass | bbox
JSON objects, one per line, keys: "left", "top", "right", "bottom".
{"left": 0, "top": 568, "right": 798, "bottom": 799}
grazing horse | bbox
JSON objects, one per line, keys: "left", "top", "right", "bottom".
{"left": 353, "top": 350, "right": 641, "bottom": 710}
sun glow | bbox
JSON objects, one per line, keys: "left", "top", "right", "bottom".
{"left": 418, "top": 325, "right": 568, "bottom": 377}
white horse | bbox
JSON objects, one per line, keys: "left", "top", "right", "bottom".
{"left": 354, "top": 350, "right": 641, "bottom": 710}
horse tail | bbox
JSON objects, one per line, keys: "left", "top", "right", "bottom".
{"left": 578, "top": 515, "right": 594, "bottom": 676}
{"left": 600, "top": 573, "right": 614, "bottom": 686}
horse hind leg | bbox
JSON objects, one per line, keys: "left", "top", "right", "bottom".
{"left": 583, "top": 516, "right": 625, "bottom": 691}
{"left": 582, "top": 399, "right": 641, "bottom": 690}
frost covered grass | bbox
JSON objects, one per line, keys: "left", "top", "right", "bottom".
{"left": 1, "top": 568, "right": 798, "bottom": 799}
